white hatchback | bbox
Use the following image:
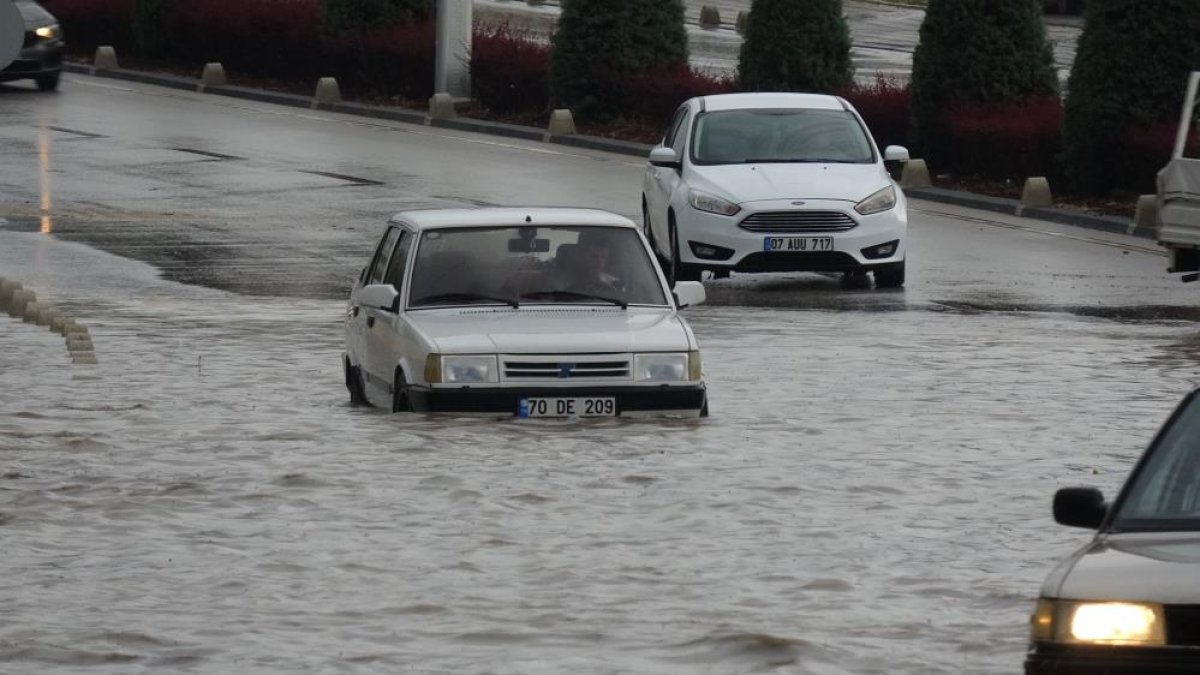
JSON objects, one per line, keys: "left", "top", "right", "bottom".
{"left": 343, "top": 208, "right": 708, "bottom": 418}
{"left": 642, "top": 92, "right": 910, "bottom": 287}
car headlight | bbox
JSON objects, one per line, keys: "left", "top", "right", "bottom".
{"left": 854, "top": 185, "right": 897, "bottom": 215}
{"left": 688, "top": 189, "right": 741, "bottom": 216}
{"left": 34, "top": 24, "right": 59, "bottom": 40}
{"left": 634, "top": 352, "right": 701, "bottom": 382}
{"left": 1030, "top": 598, "right": 1165, "bottom": 646}
{"left": 428, "top": 354, "right": 498, "bottom": 384}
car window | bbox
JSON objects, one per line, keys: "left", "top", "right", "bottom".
{"left": 406, "top": 225, "right": 668, "bottom": 308}
{"left": 663, "top": 105, "right": 688, "bottom": 149}
{"left": 691, "top": 109, "right": 875, "bottom": 165}
{"left": 1112, "top": 395, "right": 1200, "bottom": 530}
{"left": 366, "top": 226, "right": 400, "bottom": 285}
{"left": 382, "top": 229, "right": 414, "bottom": 291}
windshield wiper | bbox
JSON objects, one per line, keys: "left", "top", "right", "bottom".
{"left": 520, "top": 290, "right": 628, "bottom": 309}
{"left": 411, "top": 292, "right": 518, "bottom": 308}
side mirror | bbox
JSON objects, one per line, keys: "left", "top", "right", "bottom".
{"left": 358, "top": 283, "right": 400, "bottom": 312}
{"left": 884, "top": 145, "right": 910, "bottom": 163}
{"left": 672, "top": 280, "right": 706, "bottom": 308}
{"left": 1053, "top": 487, "right": 1107, "bottom": 529}
{"left": 649, "top": 147, "right": 681, "bottom": 169}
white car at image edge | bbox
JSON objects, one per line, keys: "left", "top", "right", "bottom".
{"left": 343, "top": 207, "right": 709, "bottom": 418}
{"left": 642, "top": 92, "right": 910, "bottom": 287}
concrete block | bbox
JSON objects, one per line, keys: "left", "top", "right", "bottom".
{"left": 72, "top": 352, "right": 98, "bottom": 365}
{"left": 547, "top": 109, "right": 576, "bottom": 136}
{"left": 736, "top": 10, "right": 749, "bottom": 34}
{"left": 900, "top": 159, "right": 932, "bottom": 188}
{"left": 699, "top": 5, "right": 721, "bottom": 29}
{"left": 199, "top": 62, "right": 226, "bottom": 91}
{"left": 1021, "top": 176, "right": 1053, "bottom": 209}
{"left": 66, "top": 335, "right": 94, "bottom": 352}
{"left": 0, "top": 279, "right": 21, "bottom": 310}
{"left": 50, "top": 313, "right": 66, "bottom": 333}
{"left": 312, "top": 77, "right": 341, "bottom": 108}
{"left": 428, "top": 92, "right": 458, "bottom": 120}
{"left": 22, "top": 301, "right": 41, "bottom": 323}
{"left": 8, "top": 289, "right": 34, "bottom": 317}
{"left": 35, "top": 306, "right": 55, "bottom": 327}
{"left": 1135, "top": 194, "right": 1159, "bottom": 231}
{"left": 94, "top": 45, "right": 119, "bottom": 70}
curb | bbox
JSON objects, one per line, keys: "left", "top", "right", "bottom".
{"left": 63, "top": 62, "right": 1141, "bottom": 237}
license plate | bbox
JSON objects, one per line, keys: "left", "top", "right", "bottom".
{"left": 519, "top": 397, "right": 617, "bottom": 418}
{"left": 763, "top": 236, "right": 834, "bottom": 252}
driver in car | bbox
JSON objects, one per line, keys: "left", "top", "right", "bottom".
{"left": 556, "top": 231, "right": 624, "bottom": 296}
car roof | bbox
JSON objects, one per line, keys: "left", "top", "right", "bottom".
{"left": 698, "top": 92, "right": 849, "bottom": 112}
{"left": 390, "top": 207, "right": 638, "bottom": 231}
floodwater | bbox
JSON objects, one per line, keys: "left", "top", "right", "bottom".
{"left": 3, "top": 231, "right": 1199, "bottom": 675}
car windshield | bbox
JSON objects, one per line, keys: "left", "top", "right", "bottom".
{"left": 691, "top": 108, "right": 875, "bottom": 165}
{"left": 1111, "top": 394, "right": 1200, "bottom": 531}
{"left": 406, "top": 225, "right": 669, "bottom": 309}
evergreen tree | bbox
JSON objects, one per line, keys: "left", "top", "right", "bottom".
{"left": 550, "top": 0, "right": 688, "bottom": 121}
{"left": 737, "top": 0, "right": 853, "bottom": 93}
{"left": 909, "top": 0, "right": 1058, "bottom": 165}
{"left": 321, "top": 0, "right": 433, "bottom": 35}
{"left": 1062, "top": 0, "right": 1200, "bottom": 194}
{"left": 132, "top": 0, "right": 171, "bottom": 57}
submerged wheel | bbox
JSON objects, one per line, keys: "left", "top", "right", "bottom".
{"left": 668, "top": 217, "right": 701, "bottom": 286}
{"left": 642, "top": 199, "right": 659, "bottom": 253}
{"left": 874, "top": 260, "right": 906, "bottom": 289}
{"left": 391, "top": 369, "right": 412, "bottom": 413}
{"left": 35, "top": 74, "right": 59, "bottom": 92}
{"left": 344, "top": 355, "right": 367, "bottom": 406}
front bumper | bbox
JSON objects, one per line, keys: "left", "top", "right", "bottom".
{"left": 1026, "top": 643, "right": 1200, "bottom": 674}
{"left": 675, "top": 197, "right": 906, "bottom": 273}
{"left": 0, "top": 38, "right": 64, "bottom": 81}
{"left": 408, "top": 384, "right": 707, "bottom": 417}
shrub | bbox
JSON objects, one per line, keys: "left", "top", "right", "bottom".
{"left": 909, "top": 0, "right": 1058, "bottom": 168}
{"left": 471, "top": 23, "right": 550, "bottom": 115}
{"left": 625, "top": 66, "right": 736, "bottom": 127}
{"left": 840, "top": 77, "right": 911, "bottom": 152}
{"left": 550, "top": 0, "right": 688, "bottom": 121}
{"left": 943, "top": 96, "right": 1063, "bottom": 181}
{"left": 698, "top": 5, "right": 720, "bottom": 28}
{"left": 131, "top": 0, "right": 171, "bottom": 57}
{"left": 40, "top": 0, "right": 134, "bottom": 55}
{"left": 737, "top": 0, "right": 853, "bottom": 93}
{"left": 321, "top": 0, "right": 433, "bottom": 35}
{"left": 325, "top": 20, "right": 436, "bottom": 100}
{"left": 1119, "top": 123, "right": 1200, "bottom": 194}
{"left": 1062, "top": 0, "right": 1200, "bottom": 194}
{"left": 169, "top": 0, "right": 323, "bottom": 79}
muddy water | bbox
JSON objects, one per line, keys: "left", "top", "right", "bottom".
{"left": 3, "top": 232, "right": 1199, "bottom": 674}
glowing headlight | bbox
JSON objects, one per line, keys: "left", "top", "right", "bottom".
{"left": 1030, "top": 598, "right": 1165, "bottom": 646}
{"left": 688, "top": 189, "right": 741, "bottom": 216}
{"left": 634, "top": 352, "right": 701, "bottom": 382}
{"left": 436, "top": 355, "right": 497, "bottom": 384}
{"left": 854, "top": 185, "right": 897, "bottom": 215}
{"left": 34, "top": 24, "right": 59, "bottom": 39}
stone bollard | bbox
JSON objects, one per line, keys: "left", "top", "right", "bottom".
{"left": 699, "top": 5, "right": 721, "bottom": 29}
{"left": 50, "top": 313, "right": 67, "bottom": 334}
{"left": 1021, "top": 177, "right": 1053, "bottom": 209}
{"left": 900, "top": 159, "right": 932, "bottom": 188}
{"left": 199, "top": 62, "right": 226, "bottom": 92}
{"left": 72, "top": 352, "right": 98, "bottom": 365}
{"left": 8, "top": 289, "right": 35, "bottom": 317}
{"left": 22, "top": 301, "right": 41, "bottom": 323}
{"left": 93, "top": 45, "right": 119, "bottom": 71}
{"left": 1134, "top": 194, "right": 1159, "bottom": 232}
{"left": 547, "top": 109, "right": 576, "bottom": 136}
{"left": 428, "top": 92, "right": 457, "bottom": 120}
{"left": 66, "top": 335, "right": 94, "bottom": 352}
{"left": 736, "top": 10, "right": 749, "bottom": 34}
{"left": 0, "top": 279, "right": 21, "bottom": 311}
{"left": 312, "top": 77, "right": 341, "bottom": 109}
{"left": 35, "top": 305, "right": 55, "bottom": 327}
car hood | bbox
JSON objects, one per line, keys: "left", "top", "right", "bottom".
{"left": 1049, "top": 532, "right": 1200, "bottom": 604}
{"left": 16, "top": 1, "right": 56, "bottom": 28}
{"left": 407, "top": 306, "right": 694, "bottom": 354}
{"left": 688, "top": 162, "right": 890, "bottom": 204}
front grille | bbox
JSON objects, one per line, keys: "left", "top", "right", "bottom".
{"left": 1165, "top": 605, "right": 1200, "bottom": 646}
{"left": 503, "top": 359, "right": 630, "bottom": 380}
{"left": 739, "top": 210, "right": 857, "bottom": 233}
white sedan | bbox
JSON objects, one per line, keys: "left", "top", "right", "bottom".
{"left": 642, "top": 92, "right": 910, "bottom": 287}
{"left": 343, "top": 208, "right": 708, "bottom": 418}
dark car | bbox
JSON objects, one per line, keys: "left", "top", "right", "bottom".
{"left": 0, "top": 0, "right": 64, "bottom": 91}
{"left": 1025, "top": 388, "right": 1200, "bottom": 674}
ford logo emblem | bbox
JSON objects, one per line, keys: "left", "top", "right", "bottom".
{"left": 791, "top": 201, "right": 807, "bottom": 206}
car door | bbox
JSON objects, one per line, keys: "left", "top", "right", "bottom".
{"left": 349, "top": 225, "right": 400, "bottom": 387}
{"left": 361, "top": 228, "right": 415, "bottom": 401}
{"left": 644, "top": 103, "right": 692, "bottom": 254}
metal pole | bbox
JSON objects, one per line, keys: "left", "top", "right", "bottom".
{"left": 434, "top": 0, "right": 473, "bottom": 99}
{"left": 1172, "top": 72, "right": 1199, "bottom": 160}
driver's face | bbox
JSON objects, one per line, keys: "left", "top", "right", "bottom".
{"left": 582, "top": 245, "right": 609, "bottom": 272}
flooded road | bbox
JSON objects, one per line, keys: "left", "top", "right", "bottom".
{"left": 3, "top": 76, "right": 1200, "bottom": 674}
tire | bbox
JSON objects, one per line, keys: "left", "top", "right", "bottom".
{"left": 668, "top": 216, "right": 701, "bottom": 286}
{"left": 35, "top": 74, "right": 59, "bottom": 92}
{"left": 874, "top": 260, "right": 906, "bottom": 289}
{"left": 343, "top": 355, "right": 367, "bottom": 406}
{"left": 699, "top": 394, "right": 709, "bottom": 418}
{"left": 391, "top": 369, "right": 412, "bottom": 413}
{"left": 642, "top": 198, "right": 659, "bottom": 253}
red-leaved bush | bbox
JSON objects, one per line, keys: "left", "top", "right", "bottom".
{"left": 40, "top": 0, "right": 135, "bottom": 54}
{"left": 1122, "top": 122, "right": 1200, "bottom": 192}
{"left": 325, "top": 21, "right": 435, "bottom": 100}
{"left": 944, "top": 96, "right": 1064, "bottom": 181}
{"left": 840, "top": 77, "right": 910, "bottom": 152}
{"left": 471, "top": 23, "right": 550, "bottom": 115}
{"left": 625, "top": 66, "right": 735, "bottom": 127}
{"left": 169, "top": 0, "right": 323, "bottom": 80}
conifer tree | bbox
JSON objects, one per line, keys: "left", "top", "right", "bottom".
{"left": 738, "top": 0, "right": 853, "bottom": 93}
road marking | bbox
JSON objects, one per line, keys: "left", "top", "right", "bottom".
{"left": 912, "top": 206, "right": 1164, "bottom": 257}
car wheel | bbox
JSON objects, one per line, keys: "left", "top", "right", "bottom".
{"left": 35, "top": 74, "right": 59, "bottom": 92}
{"left": 641, "top": 199, "right": 659, "bottom": 252}
{"left": 344, "top": 355, "right": 368, "bottom": 406}
{"left": 699, "top": 394, "right": 709, "bottom": 418}
{"left": 668, "top": 216, "right": 701, "bottom": 286}
{"left": 392, "top": 368, "right": 412, "bottom": 413}
{"left": 874, "top": 260, "right": 906, "bottom": 289}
